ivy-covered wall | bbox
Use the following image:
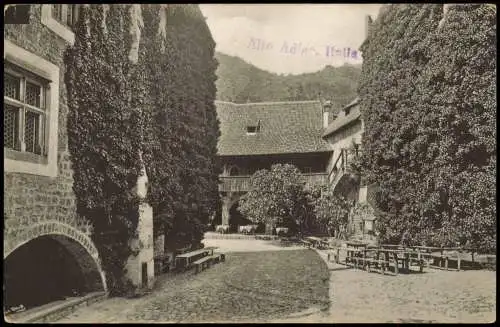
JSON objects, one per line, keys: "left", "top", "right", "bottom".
{"left": 358, "top": 4, "right": 496, "bottom": 253}
{"left": 65, "top": 4, "right": 221, "bottom": 293}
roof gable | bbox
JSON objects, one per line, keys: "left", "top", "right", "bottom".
{"left": 216, "top": 100, "right": 332, "bottom": 156}
{"left": 322, "top": 98, "right": 361, "bottom": 137}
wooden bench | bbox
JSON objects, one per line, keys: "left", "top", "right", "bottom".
{"left": 194, "top": 252, "right": 226, "bottom": 273}
{"left": 211, "top": 253, "right": 225, "bottom": 264}
{"left": 359, "top": 257, "right": 393, "bottom": 275}
{"left": 194, "top": 256, "right": 213, "bottom": 273}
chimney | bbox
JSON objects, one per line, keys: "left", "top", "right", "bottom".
{"left": 365, "top": 15, "right": 373, "bottom": 39}
{"left": 323, "top": 112, "right": 329, "bottom": 129}
{"left": 322, "top": 100, "right": 332, "bottom": 128}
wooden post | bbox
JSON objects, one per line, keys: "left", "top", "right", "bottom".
{"left": 336, "top": 248, "right": 340, "bottom": 264}
{"left": 393, "top": 252, "right": 398, "bottom": 275}
{"left": 457, "top": 252, "right": 461, "bottom": 271}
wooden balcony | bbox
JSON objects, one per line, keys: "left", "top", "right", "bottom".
{"left": 218, "top": 173, "right": 329, "bottom": 193}
{"left": 218, "top": 176, "right": 252, "bottom": 192}
{"left": 328, "top": 148, "right": 361, "bottom": 188}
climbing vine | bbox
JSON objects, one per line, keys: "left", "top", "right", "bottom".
{"left": 65, "top": 4, "right": 144, "bottom": 295}
{"left": 141, "top": 5, "right": 221, "bottom": 251}
{"left": 358, "top": 4, "right": 496, "bottom": 252}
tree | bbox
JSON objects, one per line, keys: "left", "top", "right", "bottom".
{"left": 238, "top": 164, "right": 307, "bottom": 234}
{"left": 311, "top": 185, "right": 352, "bottom": 239}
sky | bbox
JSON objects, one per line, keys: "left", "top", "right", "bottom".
{"left": 200, "top": 4, "right": 383, "bottom": 75}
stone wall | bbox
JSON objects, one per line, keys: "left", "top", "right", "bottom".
{"left": 4, "top": 6, "right": 102, "bottom": 279}
{"left": 4, "top": 5, "right": 71, "bottom": 151}
{"left": 4, "top": 151, "right": 84, "bottom": 236}
{"left": 4, "top": 5, "right": 79, "bottom": 238}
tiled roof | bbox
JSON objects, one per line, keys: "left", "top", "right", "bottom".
{"left": 216, "top": 100, "right": 332, "bottom": 156}
{"left": 322, "top": 97, "right": 361, "bottom": 138}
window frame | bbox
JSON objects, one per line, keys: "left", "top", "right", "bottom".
{"left": 40, "top": 4, "right": 76, "bottom": 45}
{"left": 51, "top": 4, "right": 78, "bottom": 28}
{"left": 4, "top": 67, "right": 48, "bottom": 156}
{"left": 4, "top": 40, "right": 60, "bottom": 177}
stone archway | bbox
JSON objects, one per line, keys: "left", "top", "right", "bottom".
{"left": 332, "top": 173, "right": 360, "bottom": 202}
{"left": 4, "top": 221, "right": 107, "bottom": 309}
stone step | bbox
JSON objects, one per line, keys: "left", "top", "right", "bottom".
{"left": 204, "top": 232, "right": 280, "bottom": 241}
{"left": 5, "top": 291, "right": 108, "bottom": 323}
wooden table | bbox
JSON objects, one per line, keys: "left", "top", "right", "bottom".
{"left": 410, "top": 246, "right": 463, "bottom": 271}
{"left": 346, "top": 241, "right": 369, "bottom": 249}
{"left": 345, "top": 248, "right": 365, "bottom": 267}
{"left": 305, "top": 236, "right": 324, "bottom": 248}
{"left": 338, "top": 247, "right": 426, "bottom": 275}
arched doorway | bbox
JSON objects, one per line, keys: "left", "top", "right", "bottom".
{"left": 4, "top": 234, "right": 105, "bottom": 312}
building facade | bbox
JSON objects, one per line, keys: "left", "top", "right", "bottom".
{"left": 216, "top": 100, "right": 334, "bottom": 233}
{"left": 322, "top": 98, "right": 377, "bottom": 241}
{"left": 4, "top": 4, "right": 108, "bottom": 310}
{"left": 4, "top": 4, "right": 155, "bottom": 312}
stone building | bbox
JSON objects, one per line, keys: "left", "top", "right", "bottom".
{"left": 322, "top": 98, "right": 377, "bottom": 241}
{"left": 4, "top": 4, "right": 154, "bottom": 313}
{"left": 216, "top": 100, "right": 335, "bottom": 233}
{"left": 4, "top": 4, "right": 107, "bottom": 311}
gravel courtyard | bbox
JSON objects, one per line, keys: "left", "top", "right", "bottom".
{"left": 55, "top": 238, "right": 495, "bottom": 323}
{"left": 313, "top": 249, "right": 496, "bottom": 323}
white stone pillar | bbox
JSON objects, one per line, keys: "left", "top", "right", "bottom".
{"left": 358, "top": 186, "right": 368, "bottom": 203}
{"left": 221, "top": 195, "right": 231, "bottom": 226}
{"left": 126, "top": 155, "right": 155, "bottom": 290}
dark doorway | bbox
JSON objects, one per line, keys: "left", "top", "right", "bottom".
{"left": 142, "top": 263, "right": 148, "bottom": 288}
{"left": 4, "top": 236, "right": 88, "bottom": 311}
{"left": 229, "top": 201, "right": 253, "bottom": 233}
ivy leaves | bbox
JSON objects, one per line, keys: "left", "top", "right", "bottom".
{"left": 65, "top": 4, "right": 221, "bottom": 291}
{"left": 140, "top": 5, "right": 220, "bottom": 249}
{"left": 359, "top": 4, "right": 496, "bottom": 252}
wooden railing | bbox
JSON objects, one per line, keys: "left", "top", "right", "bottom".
{"left": 304, "top": 173, "right": 329, "bottom": 188}
{"left": 218, "top": 176, "right": 252, "bottom": 192}
{"left": 218, "top": 173, "right": 329, "bottom": 192}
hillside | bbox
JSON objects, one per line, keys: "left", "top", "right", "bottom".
{"left": 215, "top": 52, "right": 362, "bottom": 113}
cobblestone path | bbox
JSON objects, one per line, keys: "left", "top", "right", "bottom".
{"left": 56, "top": 248, "right": 329, "bottom": 323}
{"left": 55, "top": 239, "right": 496, "bottom": 323}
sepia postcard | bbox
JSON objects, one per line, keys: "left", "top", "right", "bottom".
{"left": 3, "top": 3, "right": 496, "bottom": 324}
